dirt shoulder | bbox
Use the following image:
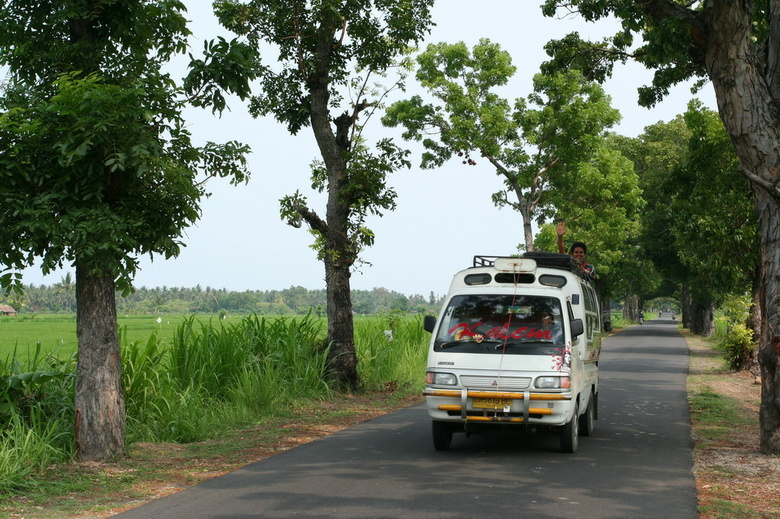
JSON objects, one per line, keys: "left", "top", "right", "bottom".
{"left": 684, "top": 329, "right": 780, "bottom": 519}
{"left": 2, "top": 328, "right": 779, "bottom": 518}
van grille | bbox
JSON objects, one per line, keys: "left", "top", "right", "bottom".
{"left": 460, "top": 375, "right": 532, "bottom": 390}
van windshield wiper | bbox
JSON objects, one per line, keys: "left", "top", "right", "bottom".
{"left": 439, "top": 338, "right": 504, "bottom": 348}
{"left": 496, "top": 339, "right": 556, "bottom": 348}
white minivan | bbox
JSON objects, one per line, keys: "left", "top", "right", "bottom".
{"left": 422, "top": 253, "right": 601, "bottom": 453}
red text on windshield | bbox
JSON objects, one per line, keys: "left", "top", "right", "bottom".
{"left": 449, "top": 322, "right": 553, "bottom": 340}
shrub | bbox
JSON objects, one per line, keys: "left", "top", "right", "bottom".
{"left": 0, "top": 347, "right": 75, "bottom": 495}
{"left": 715, "top": 294, "right": 756, "bottom": 371}
{"left": 718, "top": 322, "right": 755, "bottom": 371}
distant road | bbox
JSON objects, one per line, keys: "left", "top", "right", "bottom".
{"left": 116, "top": 316, "right": 697, "bottom": 519}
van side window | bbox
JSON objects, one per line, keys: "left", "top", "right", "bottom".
{"left": 585, "top": 285, "right": 600, "bottom": 333}
{"left": 577, "top": 283, "right": 600, "bottom": 336}
{"left": 567, "top": 301, "right": 575, "bottom": 327}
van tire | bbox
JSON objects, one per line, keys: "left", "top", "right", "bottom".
{"left": 432, "top": 421, "right": 453, "bottom": 451}
{"left": 560, "top": 403, "right": 579, "bottom": 453}
{"left": 579, "top": 394, "right": 595, "bottom": 437}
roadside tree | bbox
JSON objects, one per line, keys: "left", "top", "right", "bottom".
{"left": 540, "top": 0, "right": 780, "bottom": 452}
{"left": 0, "top": 1, "right": 249, "bottom": 460}
{"left": 613, "top": 121, "right": 690, "bottom": 324}
{"left": 203, "top": 0, "right": 435, "bottom": 390}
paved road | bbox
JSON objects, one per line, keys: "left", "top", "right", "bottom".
{"left": 117, "top": 317, "right": 697, "bottom": 519}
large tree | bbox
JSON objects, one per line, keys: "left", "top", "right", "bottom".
{"left": 205, "top": 1, "right": 434, "bottom": 390}
{"left": 541, "top": 0, "right": 780, "bottom": 453}
{"left": 382, "top": 40, "right": 639, "bottom": 252}
{"left": 0, "top": 1, "right": 249, "bottom": 460}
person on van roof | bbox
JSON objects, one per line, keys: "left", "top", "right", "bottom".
{"left": 556, "top": 221, "right": 596, "bottom": 281}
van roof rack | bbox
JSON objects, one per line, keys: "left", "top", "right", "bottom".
{"left": 473, "top": 253, "right": 590, "bottom": 280}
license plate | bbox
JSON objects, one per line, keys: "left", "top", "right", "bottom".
{"left": 472, "top": 397, "right": 511, "bottom": 409}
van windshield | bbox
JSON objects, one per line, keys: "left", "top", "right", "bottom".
{"left": 434, "top": 294, "right": 565, "bottom": 355}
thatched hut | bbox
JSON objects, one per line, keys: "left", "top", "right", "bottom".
{"left": 0, "top": 304, "right": 17, "bottom": 316}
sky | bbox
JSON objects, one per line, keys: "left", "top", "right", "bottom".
{"left": 19, "top": 1, "right": 717, "bottom": 298}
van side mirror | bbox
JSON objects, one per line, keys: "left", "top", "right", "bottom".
{"left": 571, "top": 318, "right": 584, "bottom": 338}
{"left": 424, "top": 315, "right": 437, "bottom": 333}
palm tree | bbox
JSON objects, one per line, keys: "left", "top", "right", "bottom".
{"left": 53, "top": 272, "right": 76, "bottom": 313}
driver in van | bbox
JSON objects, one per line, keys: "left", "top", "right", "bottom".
{"left": 452, "top": 304, "right": 498, "bottom": 341}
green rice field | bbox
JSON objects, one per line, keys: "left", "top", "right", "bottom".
{"left": 0, "top": 314, "right": 251, "bottom": 361}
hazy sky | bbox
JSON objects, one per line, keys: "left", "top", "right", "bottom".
{"left": 20, "top": 1, "right": 716, "bottom": 297}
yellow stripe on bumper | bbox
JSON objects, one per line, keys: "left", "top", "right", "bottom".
{"left": 438, "top": 404, "right": 553, "bottom": 415}
{"left": 424, "top": 389, "right": 571, "bottom": 400}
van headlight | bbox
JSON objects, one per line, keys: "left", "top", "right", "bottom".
{"left": 535, "top": 376, "right": 571, "bottom": 389}
{"left": 426, "top": 372, "right": 457, "bottom": 386}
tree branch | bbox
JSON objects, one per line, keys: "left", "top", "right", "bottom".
{"left": 297, "top": 204, "right": 329, "bottom": 235}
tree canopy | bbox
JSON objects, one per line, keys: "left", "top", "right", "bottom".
{"left": 0, "top": 1, "right": 249, "bottom": 294}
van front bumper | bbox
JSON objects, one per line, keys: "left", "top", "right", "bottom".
{"left": 423, "top": 388, "right": 573, "bottom": 426}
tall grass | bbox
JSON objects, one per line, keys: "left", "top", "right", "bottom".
{"left": 354, "top": 314, "right": 428, "bottom": 392}
{"left": 0, "top": 412, "right": 74, "bottom": 494}
{"left": 0, "top": 345, "right": 75, "bottom": 495}
{"left": 168, "top": 314, "right": 329, "bottom": 400}
{"left": 123, "top": 313, "right": 333, "bottom": 443}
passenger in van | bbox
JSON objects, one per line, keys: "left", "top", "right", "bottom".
{"left": 540, "top": 311, "right": 564, "bottom": 344}
{"left": 556, "top": 221, "right": 596, "bottom": 281}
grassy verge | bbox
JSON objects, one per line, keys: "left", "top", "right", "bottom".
{"left": 683, "top": 328, "right": 779, "bottom": 519}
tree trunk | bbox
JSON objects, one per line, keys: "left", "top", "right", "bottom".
{"left": 681, "top": 285, "right": 691, "bottom": 329}
{"left": 754, "top": 188, "right": 780, "bottom": 454}
{"left": 704, "top": 1, "right": 780, "bottom": 453}
{"left": 74, "top": 262, "right": 125, "bottom": 460}
{"left": 750, "top": 267, "right": 762, "bottom": 376}
{"left": 521, "top": 201, "right": 534, "bottom": 251}
{"left": 689, "top": 299, "right": 715, "bottom": 337}
{"left": 306, "top": 14, "right": 360, "bottom": 391}
{"left": 324, "top": 257, "right": 359, "bottom": 391}
{"left": 622, "top": 291, "right": 636, "bottom": 321}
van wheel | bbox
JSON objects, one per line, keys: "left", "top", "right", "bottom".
{"left": 560, "top": 403, "right": 579, "bottom": 453}
{"left": 432, "top": 421, "right": 453, "bottom": 451}
{"left": 579, "top": 395, "right": 595, "bottom": 437}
